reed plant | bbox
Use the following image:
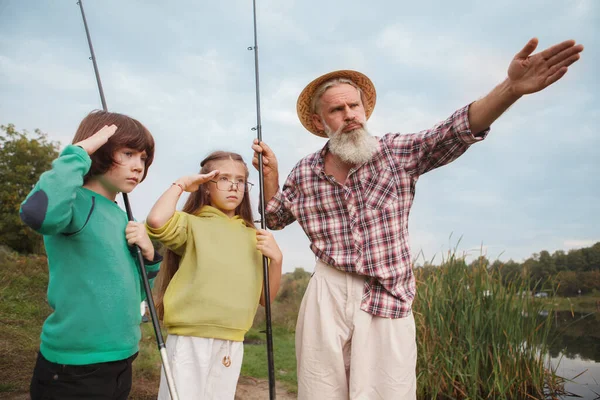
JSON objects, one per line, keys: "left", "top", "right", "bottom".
{"left": 414, "top": 251, "right": 560, "bottom": 399}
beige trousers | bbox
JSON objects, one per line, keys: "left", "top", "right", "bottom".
{"left": 295, "top": 260, "right": 417, "bottom": 400}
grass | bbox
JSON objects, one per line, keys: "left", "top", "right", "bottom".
{"left": 0, "top": 246, "right": 295, "bottom": 399}
{"left": 0, "top": 246, "right": 164, "bottom": 399}
{"left": 241, "top": 326, "right": 298, "bottom": 393}
{"left": 0, "top": 246, "right": 50, "bottom": 395}
{"left": 2, "top": 245, "right": 572, "bottom": 399}
{"left": 130, "top": 323, "right": 163, "bottom": 399}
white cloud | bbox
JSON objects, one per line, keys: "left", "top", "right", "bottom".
{"left": 572, "top": 0, "right": 596, "bottom": 17}
{"left": 259, "top": 0, "right": 310, "bottom": 45}
{"left": 175, "top": 50, "right": 240, "bottom": 87}
{"left": 563, "top": 239, "right": 598, "bottom": 249}
{"left": 375, "top": 24, "right": 507, "bottom": 91}
{"left": 0, "top": 47, "right": 93, "bottom": 91}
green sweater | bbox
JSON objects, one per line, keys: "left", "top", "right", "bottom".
{"left": 147, "top": 207, "right": 263, "bottom": 342}
{"left": 20, "top": 145, "right": 161, "bottom": 365}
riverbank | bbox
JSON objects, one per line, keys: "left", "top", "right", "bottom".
{"left": 536, "top": 295, "right": 600, "bottom": 313}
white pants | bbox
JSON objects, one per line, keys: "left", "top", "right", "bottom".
{"left": 157, "top": 335, "right": 244, "bottom": 400}
{"left": 296, "top": 260, "right": 417, "bottom": 400}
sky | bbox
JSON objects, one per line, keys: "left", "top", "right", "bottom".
{"left": 1, "top": 0, "right": 598, "bottom": 273}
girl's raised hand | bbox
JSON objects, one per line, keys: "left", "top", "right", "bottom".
{"left": 175, "top": 170, "right": 220, "bottom": 192}
{"left": 75, "top": 124, "right": 117, "bottom": 155}
{"left": 256, "top": 229, "right": 282, "bottom": 263}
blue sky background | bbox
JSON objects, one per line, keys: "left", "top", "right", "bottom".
{"left": 1, "top": 0, "right": 598, "bottom": 273}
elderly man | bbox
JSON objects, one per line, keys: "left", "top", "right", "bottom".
{"left": 252, "top": 38, "right": 582, "bottom": 399}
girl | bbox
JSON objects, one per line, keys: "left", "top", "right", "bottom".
{"left": 146, "top": 151, "right": 283, "bottom": 400}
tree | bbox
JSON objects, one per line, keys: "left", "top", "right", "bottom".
{"left": 468, "top": 256, "right": 490, "bottom": 270}
{"left": 277, "top": 267, "right": 311, "bottom": 303}
{"left": 490, "top": 259, "right": 522, "bottom": 287}
{"left": 553, "top": 271, "right": 578, "bottom": 296}
{"left": 0, "top": 124, "right": 60, "bottom": 253}
{"left": 566, "top": 249, "right": 587, "bottom": 272}
{"left": 552, "top": 250, "right": 568, "bottom": 272}
{"left": 582, "top": 243, "right": 600, "bottom": 271}
{"left": 531, "top": 250, "right": 556, "bottom": 288}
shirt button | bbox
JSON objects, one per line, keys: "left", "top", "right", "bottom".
{"left": 53, "top": 374, "right": 59, "bottom": 380}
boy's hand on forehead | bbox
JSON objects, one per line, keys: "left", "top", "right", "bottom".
{"left": 75, "top": 124, "right": 117, "bottom": 155}
{"left": 176, "top": 170, "right": 220, "bottom": 192}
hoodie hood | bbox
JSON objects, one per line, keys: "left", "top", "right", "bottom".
{"left": 196, "top": 205, "right": 248, "bottom": 227}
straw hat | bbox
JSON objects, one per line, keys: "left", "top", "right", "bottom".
{"left": 296, "top": 70, "right": 376, "bottom": 137}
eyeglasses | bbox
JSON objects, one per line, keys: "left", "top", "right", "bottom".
{"left": 210, "top": 177, "right": 254, "bottom": 193}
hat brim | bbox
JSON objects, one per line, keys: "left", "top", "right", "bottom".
{"left": 296, "top": 70, "right": 376, "bottom": 138}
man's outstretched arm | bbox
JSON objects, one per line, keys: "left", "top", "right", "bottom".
{"left": 468, "top": 38, "right": 583, "bottom": 134}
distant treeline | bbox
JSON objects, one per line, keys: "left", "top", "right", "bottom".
{"left": 415, "top": 242, "right": 600, "bottom": 297}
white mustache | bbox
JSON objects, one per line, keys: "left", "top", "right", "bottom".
{"left": 327, "top": 123, "right": 378, "bottom": 165}
{"left": 343, "top": 120, "right": 364, "bottom": 130}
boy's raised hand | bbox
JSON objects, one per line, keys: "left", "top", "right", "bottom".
{"left": 75, "top": 124, "right": 117, "bottom": 155}
{"left": 125, "top": 221, "right": 155, "bottom": 260}
{"left": 175, "top": 170, "right": 220, "bottom": 192}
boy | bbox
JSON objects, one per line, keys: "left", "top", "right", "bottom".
{"left": 20, "top": 110, "right": 161, "bottom": 400}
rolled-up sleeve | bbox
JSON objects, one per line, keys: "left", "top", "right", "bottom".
{"left": 387, "top": 104, "right": 489, "bottom": 176}
{"left": 263, "top": 171, "right": 298, "bottom": 230}
{"left": 146, "top": 212, "right": 188, "bottom": 256}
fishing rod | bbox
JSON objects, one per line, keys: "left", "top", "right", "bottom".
{"left": 76, "top": 2, "right": 179, "bottom": 399}
{"left": 248, "top": 0, "right": 276, "bottom": 398}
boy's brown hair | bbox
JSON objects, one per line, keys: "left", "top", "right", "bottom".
{"left": 72, "top": 110, "right": 155, "bottom": 182}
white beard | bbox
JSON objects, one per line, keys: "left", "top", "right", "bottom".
{"left": 325, "top": 122, "right": 378, "bottom": 165}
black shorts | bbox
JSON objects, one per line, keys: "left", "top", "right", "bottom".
{"left": 30, "top": 351, "right": 138, "bottom": 400}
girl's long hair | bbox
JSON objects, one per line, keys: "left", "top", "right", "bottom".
{"left": 155, "top": 151, "right": 256, "bottom": 319}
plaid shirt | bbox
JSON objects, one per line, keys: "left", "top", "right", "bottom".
{"left": 265, "top": 105, "right": 488, "bottom": 318}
